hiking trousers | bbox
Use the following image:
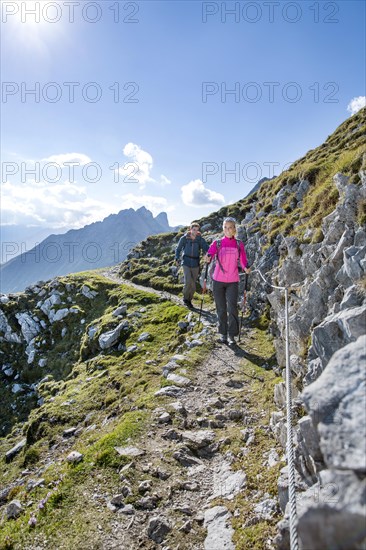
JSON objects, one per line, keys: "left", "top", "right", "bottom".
{"left": 182, "top": 265, "right": 200, "bottom": 301}
{"left": 213, "top": 280, "right": 239, "bottom": 337}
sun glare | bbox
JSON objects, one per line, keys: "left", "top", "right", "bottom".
{"left": 2, "top": 1, "right": 65, "bottom": 51}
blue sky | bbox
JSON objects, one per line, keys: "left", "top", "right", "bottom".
{"left": 1, "top": 0, "right": 365, "bottom": 235}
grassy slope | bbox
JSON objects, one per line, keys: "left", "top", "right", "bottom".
{"left": 0, "top": 272, "right": 282, "bottom": 550}
{"left": 119, "top": 108, "right": 365, "bottom": 291}
{"left": 0, "top": 272, "right": 208, "bottom": 547}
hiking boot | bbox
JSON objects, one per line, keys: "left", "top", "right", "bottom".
{"left": 183, "top": 299, "right": 193, "bottom": 308}
{"left": 217, "top": 334, "right": 227, "bottom": 344}
{"left": 228, "top": 336, "right": 236, "bottom": 346}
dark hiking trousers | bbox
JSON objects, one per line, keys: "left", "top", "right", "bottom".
{"left": 183, "top": 265, "right": 200, "bottom": 301}
{"left": 213, "top": 280, "right": 239, "bottom": 337}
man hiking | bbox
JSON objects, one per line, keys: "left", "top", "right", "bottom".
{"left": 175, "top": 222, "right": 209, "bottom": 308}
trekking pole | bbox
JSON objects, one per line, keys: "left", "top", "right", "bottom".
{"left": 198, "top": 262, "right": 209, "bottom": 323}
{"left": 238, "top": 273, "right": 249, "bottom": 342}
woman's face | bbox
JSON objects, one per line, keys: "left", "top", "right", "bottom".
{"left": 223, "top": 221, "right": 236, "bottom": 237}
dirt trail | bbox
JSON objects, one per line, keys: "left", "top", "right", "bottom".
{"left": 94, "top": 269, "right": 270, "bottom": 550}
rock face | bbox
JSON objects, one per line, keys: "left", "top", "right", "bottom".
{"left": 302, "top": 336, "right": 366, "bottom": 473}
{"left": 252, "top": 170, "right": 366, "bottom": 549}
{"left": 296, "top": 469, "right": 366, "bottom": 550}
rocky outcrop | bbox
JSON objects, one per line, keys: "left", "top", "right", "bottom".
{"left": 98, "top": 320, "right": 130, "bottom": 350}
{"left": 296, "top": 469, "right": 366, "bottom": 550}
{"left": 302, "top": 336, "right": 366, "bottom": 473}
{"left": 246, "top": 172, "right": 366, "bottom": 549}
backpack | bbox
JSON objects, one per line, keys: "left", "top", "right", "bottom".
{"left": 208, "top": 238, "right": 242, "bottom": 280}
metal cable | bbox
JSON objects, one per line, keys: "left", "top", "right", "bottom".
{"left": 252, "top": 269, "right": 299, "bottom": 550}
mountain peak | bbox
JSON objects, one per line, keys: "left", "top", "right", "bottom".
{"left": 0, "top": 206, "right": 173, "bottom": 293}
{"left": 154, "top": 212, "right": 169, "bottom": 229}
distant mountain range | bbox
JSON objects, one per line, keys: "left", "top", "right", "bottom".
{"left": 1, "top": 225, "right": 63, "bottom": 265}
{"left": 0, "top": 207, "right": 172, "bottom": 293}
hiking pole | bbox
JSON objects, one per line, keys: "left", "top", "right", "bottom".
{"left": 238, "top": 273, "right": 248, "bottom": 342}
{"left": 198, "top": 262, "right": 209, "bottom": 323}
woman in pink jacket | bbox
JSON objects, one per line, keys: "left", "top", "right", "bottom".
{"left": 206, "top": 217, "right": 250, "bottom": 345}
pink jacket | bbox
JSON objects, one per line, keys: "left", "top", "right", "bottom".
{"left": 207, "top": 237, "right": 248, "bottom": 283}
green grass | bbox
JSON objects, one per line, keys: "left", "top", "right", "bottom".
{"left": 0, "top": 271, "right": 203, "bottom": 549}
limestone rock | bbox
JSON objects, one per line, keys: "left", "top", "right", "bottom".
{"left": 166, "top": 373, "right": 190, "bottom": 386}
{"left": 81, "top": 285, "right": 97, "bottom": 299}
{"left": 6, "top": 499, "right": 23, "bottom": 519}
{"left": 302, "top": 336, "right": 366, "bottom": 472}
{"left": 0, "top": 310, "right": 22, "bottom": 343}
{"left": 311, "top": 305, "right": 366, "bottom": 370}
{"left": 209, "top": 461, "right": 246, "bottom": 500}
{"left": 204, "top": 506, "right": 235, "bottom": 550}
{"left": 98, "top": 320, "right": 129, "bottom": 350}
{"left": 147, "top": 516, "right": 171, "bottom": 543}
{"left": 181, "top": 430, "right": 216, "bottom": 450}
{"left": 114, "top": 446, "right": 145, "bottom": 457}
{"left": 173, "top": 446, "right": 201, "bottom": 467}
{"left": 15, "top": 312, "right": 41, "bottom": 343}
{"left": 296, "top": 469, "right": 366, "bottom": 550}
{"left": 112, "top": 304, "right": 127, "bottom": 317}
{"left": 66, "top": 451, "right": 83, "bottom": 463}
{"left": 155, "top": 386, "right": 184, "bottom": 397}
{"left": 5, "top": 438, "right": 26, "bottom": 463}
{"left": 137, "top": 332, "right": 152, "bottom": 342}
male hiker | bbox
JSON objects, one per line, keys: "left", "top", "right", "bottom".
{"left": 175, "top": 222, "right": 209, "bottom": 308}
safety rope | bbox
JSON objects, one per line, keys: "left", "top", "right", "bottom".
{"left": 252, "top": 268, "right": 299, "bottom": 550}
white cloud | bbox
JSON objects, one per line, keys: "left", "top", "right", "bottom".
{"left": 118, "top": 143, "right": 154, "bottom": 189}
{"left": 347, "top": 96, "right": 366, "bottom": 115}
{"left": 118, "top": 193, "right": 175, "bottom": 216}
{"left": 181, "top": 179, "right": 225, "bottom": 207}
{"left": 42, "top": 153, "right": 92, "bottom": 167}
{"left": 160, "top": 174, "right": 171, "bottom": 186}
{"left": 1, "top": 179, "right": 117, "bottom": 229}
{"left": 116, "top": 143, "right": 171, "bottom": 189}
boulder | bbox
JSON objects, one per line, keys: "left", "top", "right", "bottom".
{"left": 66, "top": 451, "right": 83, "bottom": 463}
{"left": 147, "top": 516, "right": 171, "bottom": 544}
{"left": 340, "top": 285, "right": 365, "bottom": 310}
{"left": 0, "top": 311, "right": 22, "bottom": 343}
{"left": 302, "top": 336, "right": 366, "bottom": 472}
{"left": 343, "top": 245, "right": 366, "bottom": 282}
{"left": 6, "top": 500, "right": 23, "bottom": 520}
{"left": 98, "top": 320, "right": 129, "bottom": 350}
{"left": 15, "top": 312, "right": 41, "bottom": 343}
{"left": 5, "top": 438, "right": 26, "bottom": 463}
{"left": 166, "top": 373, "right": 190, "bottom": 386}
{"left": 297, "top": 469, "right": 366, "bottom": 550}
{"left": 112, "top": 305, "right": 127, "bottom": 317}
{"left": 81, "top": 285, "right": 97, "bottom": 299}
